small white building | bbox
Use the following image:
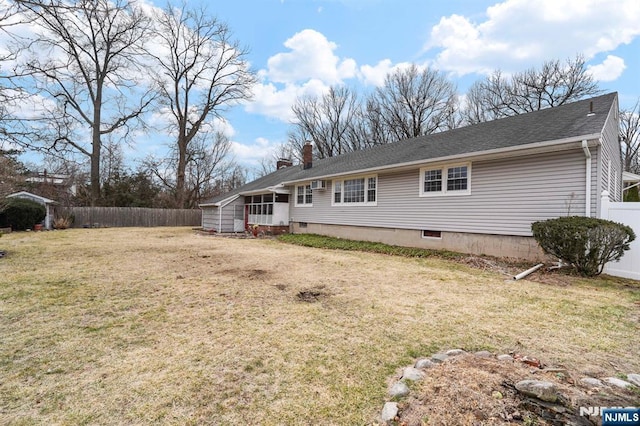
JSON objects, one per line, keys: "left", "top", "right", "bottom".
{"left": 6, "top": 191, "right": 58, "bottom": 230}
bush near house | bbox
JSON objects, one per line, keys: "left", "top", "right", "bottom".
{"left": 531, "top": 216, "right": 636, "bottom": 277}
{"left": 623, "top": 186, "right": 640, "bottom": 202}
{"left": 0, "top": 198, "right": 45, "bottom": 231}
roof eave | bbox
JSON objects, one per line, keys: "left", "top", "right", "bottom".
{"left": 239, "top": 185, "right": 291, "bottom": 197}
{"left": 199, "top": 193, "right": 240, "bottom": 208}
{"left": 280, "top": 133, "right": 603, "bottom": 185}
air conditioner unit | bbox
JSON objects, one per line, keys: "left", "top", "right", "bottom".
{"left": 310, "top": 180, "right": 326, "bottom": 190}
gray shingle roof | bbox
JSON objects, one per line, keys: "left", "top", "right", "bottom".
{"left": 202, "top": 92, "right": 616, "bottom": 205}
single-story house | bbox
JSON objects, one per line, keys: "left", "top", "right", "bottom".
{"left": 6, "top": 191, "right": 58, "bottom": 230}
{"left": 200, "top": 92, "right": 622, "bottom": 261}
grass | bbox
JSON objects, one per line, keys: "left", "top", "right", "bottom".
{"left": 1, "top": 227, "right": 639, "bottom": 425}
{"left": 278, "top": 233, "right": 466, "bottom": 260}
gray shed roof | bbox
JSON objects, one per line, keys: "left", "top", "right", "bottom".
{"left": 202, "top": 92, "right": 617, "bottom": 205}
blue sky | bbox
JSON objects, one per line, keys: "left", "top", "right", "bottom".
{"left": 13, "top": 0, "right": 640, "bottom": 175}
{"left": 174, "top": 0, "right": 640, "bottom": 174}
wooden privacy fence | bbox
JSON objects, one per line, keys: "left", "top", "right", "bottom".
{"left": 59, "top": 207, "right": 202, "bottom": 228}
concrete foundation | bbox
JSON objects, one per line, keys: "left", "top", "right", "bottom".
{"left": 290, "top": 222, "right": 546, "bottom": 261}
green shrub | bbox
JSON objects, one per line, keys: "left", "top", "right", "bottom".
{"left": 531, "top": 216, "right": 636, "bottom": 277}
{"left": 623, "top": 186, "right": 640, "bottom": 202}
{"left": 0, "top": 198, "right": 46, "bottom": 231}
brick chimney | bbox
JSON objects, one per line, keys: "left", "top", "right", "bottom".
{"left": 276, "top": 158, "right": 293, "bottom": 170}
{"left": 303, "top": 141, "right": 313, "bottom": 170}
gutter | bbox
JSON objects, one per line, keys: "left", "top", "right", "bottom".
{"left": 582, "top": 140, "right": 592, "bottom": 217}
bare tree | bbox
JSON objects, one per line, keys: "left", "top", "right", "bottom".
{"left": 620, "top": 98, "right": 640, "bottom": 174}
{"left": 184, "top": 133, "right": 234, "bottom": 208}
{"left": 0, "top": 149, "right": 27, "bottom": 196}
{"left": 367, "top": 64, "right": 457, "bottom": 141}
{"left": 254, "top": 144, "right": 295, "bottom": 178}
{"left": 461, "top": 55, "right": 601, "bottom": 124}
{"left": 288, "top": 86, "right": 363, "bottom": 159}
{"left": 0, "top": 2, "right": 44, "bottom": 151}
{"left": 13, "top": 0, "right": 153, "bottom": 204}
{"left": 145, "top": 131, "right": 233, "bottom": 208}
{"left": 148, "top": 2, "right": 255, "bottom": 208}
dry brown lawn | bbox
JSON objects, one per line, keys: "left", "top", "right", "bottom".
{"left": 0, "top": 227, "right": 639, "bottom": 425}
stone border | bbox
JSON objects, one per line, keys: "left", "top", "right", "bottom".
{"left": 379, "top": 349, "right": 640, "bottom": 424}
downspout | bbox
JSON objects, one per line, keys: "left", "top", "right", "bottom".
{"left": 582, "top": 140, "right": 591, "bottom": 217}
{"left": 219, "top": 204, "right": 222, "bottom": 232}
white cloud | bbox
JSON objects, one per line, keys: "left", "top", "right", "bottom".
{"left": 360, "top": 60, "right": 417, "bottom": 86}
{"left": 230, "top": 137, "right": 280, "bottom": 165}
{"left": 587, "top": 55, "right": 626, "bottom": 82}
{"left": 425, "top": 0, "right": 640, "bottom": 76}
{"left": 246, "top": 29, "right": 360, "bottom": 122}
{"left": 266, "top": 29, "right": 357, "bottom": 84}
{"left": 246, "top": 78, "right": 332, "bottom": 122}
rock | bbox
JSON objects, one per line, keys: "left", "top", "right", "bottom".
{"left": 603, "top": 377, "right": 633, "bottom": 388}
{"left": 518, "top": 356, "right": 541, "bottom": 368}
{"left": 446, "top": 349, "right": 465, "bottom": 356}
{"left": 515, "top": 380, "right": 558, "bottom": 403}
{"left": 431, "top": 353, "right": 449, "bottom": 363}
{"left": 380, "top": 402, "right": 398, "bottom": 422}
{"left": 414, "top": 358, "right": 435, "bottom": 369}
{"left": 627, "top": 373, "right": 640, "bottom": 387}
{"left": 497, "top": 354, "right": 513, "bottom": 361}
{"left": 389, "top": 381, "right": 410, "bottom": 398}
{"left": 402, "top": 366, "right": 425, "bottom": 381}
{"left": 474, "top": 350, "right": 492, "bottom": 358}
{"left": 580, "top": 377, "right": 604, "bottom": 387}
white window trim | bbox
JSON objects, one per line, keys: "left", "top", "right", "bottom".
{"left": 331, "top": 174, "right": 378, "bottom": 206}
{"left": 421, "top": 229, "right": 442, "bottom": 240}
{"left": 419, "top": 162, "right": 471, "bottom": 197}
{"left": 294, "top": 184, "right": 313, "bottom": 207}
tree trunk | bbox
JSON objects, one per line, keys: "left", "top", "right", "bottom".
{"left": 175, "top": 134, "right": 187, "bottom": 209}
{"left": 91, "top": 96, "right": 102, "bottom": 206}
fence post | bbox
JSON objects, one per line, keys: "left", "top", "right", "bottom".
{"left": 600, "top": 190, "right": 610, "bottom": 220}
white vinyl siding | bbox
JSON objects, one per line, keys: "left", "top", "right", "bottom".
{"left": 291, "top": 149, "right": 590, "bottom": 237}
{"left": 597, "top": 98, "right": 622, "bottom": 207}
{"left": 202, "top": 197, "right": 245, "bottom": 232}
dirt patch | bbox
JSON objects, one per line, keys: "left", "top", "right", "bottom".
{"left": 218, "top": 268, "right": 271, "bottom": 280}
{"left": 396, "top": 354, "right": 640, "bottom": 425}
{"left": 246, "top": 268, "right": 269, "bottom": 279}
{"left": 296, "top": 285, "right": 331, "bottom": 302}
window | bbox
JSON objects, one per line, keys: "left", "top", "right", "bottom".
{"left": 367, "top": 177, "right": 377, "bottom": 202}
{"left": 447, "top": 166, "right": 468, "bottom": 191}
{"left": 295, "top": 184, "right": 312, "bottom": 206}
{"left": 423, "top": 169, "right": 442, "bottom": 193}
{"left": 344, "top": 178, "right": 364, "bottom": 203}
{"left": 334, "top": 181, "right": 341, "bottom": 203}
{"left": 420, "top": 163, "right": 471, "bottom": 196}
{"left": 422, "top": 230, "right": 442, "bottom": 239}
{"left": 246, "top": 194, "right": 275, "bottom": 225}
{"left": 332, "top": 175, "right": 377, "bottom": 205}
